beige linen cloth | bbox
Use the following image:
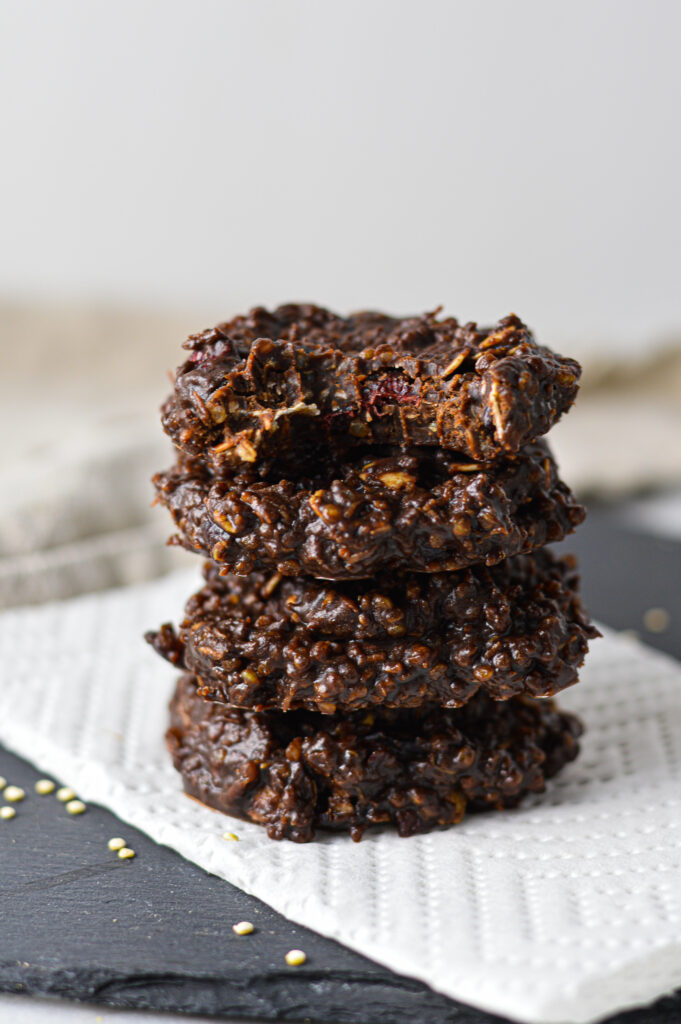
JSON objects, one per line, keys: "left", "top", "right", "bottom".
{"left": 2, "top": 301, "right": 681, "bottom": 609}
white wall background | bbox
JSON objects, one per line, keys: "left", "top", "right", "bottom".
{"left": 1, "top": 0, "right": 680, "bottom": 354}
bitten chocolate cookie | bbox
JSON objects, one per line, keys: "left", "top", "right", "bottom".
{"left": 162, "top": 304, "right": 581, "bottom": 468}
{"left": 147, "top": 551, "right": 598, "bottom": 713}
{"left": 168, "top": 673, "right": 583, "bottom": 842}
{"left": 153, "top": 441, "right": 584, "bottom": 578}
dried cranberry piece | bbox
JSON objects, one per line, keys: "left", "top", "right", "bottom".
{"left": 363, "top": 371, "right": 420, "bottom": 415}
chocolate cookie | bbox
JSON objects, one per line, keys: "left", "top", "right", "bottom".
{"left": 153, "top": 441, "right": 585, "bottom": 578}
{"left": 162, "top": 304, "right": 581, "bottom": 468}
{"left": 147, "top": 551, "right": 597, "bottom": 713}
{"left": 168, "top": 673, "right": 583, "bottom": 842}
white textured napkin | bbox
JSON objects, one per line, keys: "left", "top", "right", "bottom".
{"left": 1, "top": 572, "right": 680, "bottom": 1024}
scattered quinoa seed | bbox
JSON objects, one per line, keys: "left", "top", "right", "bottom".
{"left": 0, "top": 806, "right": 16, "bottom": 820}
{"left": 643, "top": 607, "right": 670, "bottom": 634}
{"left": 0, "top": 777, "right": 6, "bottom": 790}
{"left": 232, "top": 921, "right": 254, "bottom": 935}
{"left": 108, "top": 837, "right": 126, "bottom": 851}
{"left": 35, "top": 779, "right": 55, "bottom": 795}
{"left": 285, "top": 949, "right": 307, "bottom": 966}
{"left": 4, "top": 786, "right": 25, "bottom": 803}
{"left": 56, "top": 786, "right": 76, "bottom": 802}
{"left": 118, "top": 847, "right": 135, "bottom": 860}
{"left": 65, "top": 799, "right": 86, "bottom": 815}
{"left": 222, "top": 831, "right": 239, "bottom": 841}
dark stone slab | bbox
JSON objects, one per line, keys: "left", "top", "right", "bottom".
{"left": 0, "top": 745, "right": 504, "bottom": 1024}
{"left": 1, "top": 507, "right": 680, "bottom": 1023}
{"left": 557, "top": 506, "right": 681, "bottom": 661}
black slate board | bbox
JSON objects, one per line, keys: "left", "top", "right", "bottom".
{"left": 1, "top": 507, "right": 680, "bottom": 1024}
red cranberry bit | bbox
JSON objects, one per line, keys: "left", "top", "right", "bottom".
{"left": 364, "top": 371, "right": 420, "bottom": 416}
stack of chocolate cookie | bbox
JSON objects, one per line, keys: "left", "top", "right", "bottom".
{"left": 147, "top": 305, "right": 597, "bottom": 842}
